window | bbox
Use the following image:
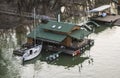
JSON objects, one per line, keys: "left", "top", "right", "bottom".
{"left": 58, "top": 26, "right": 62, "bottom": 29}
{"left": 52, "top": 25, "right": 56, "bottom": 28}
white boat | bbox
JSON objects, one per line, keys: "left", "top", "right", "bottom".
{"left": 22, "top": 8, "right": 43, "bottom": 62}
{"left": 22, "top": 44, "right": 42, "bottom": 61}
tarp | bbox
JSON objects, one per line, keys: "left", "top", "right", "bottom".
{"left": 88, "top": 5, "right": 111, "bottom": 13}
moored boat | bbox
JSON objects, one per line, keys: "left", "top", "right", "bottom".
{"left": 22, "top": 44, "right": 42, "bottom": 62}
{"left": 88, "top": 5, "right": 120, "bottom": 25}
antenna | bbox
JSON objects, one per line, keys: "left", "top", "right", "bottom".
{"left": 33, "top": 8, "right": 36, "bottom": 46}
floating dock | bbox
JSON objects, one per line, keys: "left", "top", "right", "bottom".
{"left": 88, "top": 5, "right": 120, "bottom": 25}
{"left": 13, "top": 43, "right": 34, "bottom": 56}
{"left": 44, "top": 39, "right": 94, "bottom": 56}
{"left": 90, "top": 15, "right": 120, "bottom": 24}
{"left": 61, "top": 39, "right": 94, "bottom": 56}
{"left": 13, "top": 49, "right": 25, "bottom": 56}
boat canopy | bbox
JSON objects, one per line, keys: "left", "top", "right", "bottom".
{"left": 88, "top": 5, "right": 111, "bottom": 13}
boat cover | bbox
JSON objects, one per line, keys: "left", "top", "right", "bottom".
{"left": 88, "top": 5, "right": 111, "bottom": 13}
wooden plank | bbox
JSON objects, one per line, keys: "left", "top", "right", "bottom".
{"left": 91, "top": 15, "right": 120, "bottom": 23}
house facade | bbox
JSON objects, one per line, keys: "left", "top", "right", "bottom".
{"left": 27, "top": 21, "right": 91, "bottom": 48}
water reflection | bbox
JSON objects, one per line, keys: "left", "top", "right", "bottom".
{"left": 23, "top": 50, "right": 94, "bottom": 69}
{"left": 1, "top": 22, "right": 120, "bottom": 78}
{"left": 0, "top": 22, "right": 95, "bottom": 78}
{"left": 15, "top": 25, "right": 29, "bottom": 45}
{"left": 0, "top": 29, "right": 16, "bottom": 49}
{"left": 0, "top": 29, "right": 21, "bottom": 78}
{"left": 40, "top": 53, "right": 93, "bottom": 68}
{"left": 0, "top": 49, "right": 8, "bottom": 77}
{"left": 93, "top": 25, "right": 113, "bottom": 34}
{"left": 0, "top": 25, "right": 31, "bottom": 78}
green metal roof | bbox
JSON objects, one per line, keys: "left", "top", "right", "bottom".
{"left": 42, "top": 21, "right": 76, "bottom": 33}
{"left": 27, "top": 21, "right": 91, "bottom": 43}
{"left": 70, "top": 29, "right": 91, "bottom": 39}
{"left": 27, "top": 24, "right": 66, "bottom": 43}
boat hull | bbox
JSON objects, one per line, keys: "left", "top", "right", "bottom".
{"left": 23, "top": 45, "right": 42, "bottom": 61}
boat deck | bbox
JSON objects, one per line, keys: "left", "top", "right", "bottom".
{"left": 91, "top": 15, "right": 120, "bottom": 23}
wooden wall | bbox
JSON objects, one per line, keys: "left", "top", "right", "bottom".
{"left": 62, "top": 37, "right": 72, "bottom": 47}
{"left": 27, "top": 38, "right": 33, "bottom": 44}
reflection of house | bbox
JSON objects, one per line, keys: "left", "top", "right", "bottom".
{"left": 27, "top": 21, "right": 93, "bottom": 56}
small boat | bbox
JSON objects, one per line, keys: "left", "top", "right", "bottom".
{"left": 22, "top": 44, "right": 42, "bottom": 62}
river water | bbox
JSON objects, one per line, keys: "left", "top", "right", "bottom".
{"left": 0, "top": 24, "right": 120, "bottom": 78}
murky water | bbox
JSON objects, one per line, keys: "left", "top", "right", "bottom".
{"left": 0, "top": 25, "right": 120, "bottom": 78}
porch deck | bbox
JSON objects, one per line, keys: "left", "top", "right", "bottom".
{"left": 43, "top": 39, "right": 94, "bottom": 56}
